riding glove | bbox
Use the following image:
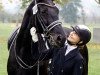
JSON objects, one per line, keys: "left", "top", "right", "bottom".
{"left": 30, "top": 27, "right": 38, "bottom": 42}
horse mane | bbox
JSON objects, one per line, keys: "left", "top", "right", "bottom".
{"left": 15, "top": 1, "right": 35, "bottom": 52}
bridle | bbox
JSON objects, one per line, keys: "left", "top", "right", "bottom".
{"left": 33, "top": 3, "right": 62, "bottom": 36}
{"left": 34, "top": 2, "right": 62, "bottom": 48}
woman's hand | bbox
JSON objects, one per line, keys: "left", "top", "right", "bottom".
{"left": 30, "top": 27, "right": 38, "bottom": 42}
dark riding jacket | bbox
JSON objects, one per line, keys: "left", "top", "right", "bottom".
{"left": 35, "top": 42, "right": 84, "bottom": 75}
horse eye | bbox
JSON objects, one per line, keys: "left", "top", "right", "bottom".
{"left": 57, "top": 35, "right": 62, "bottom": 41}
{"left": 41, "top": 8, "right": 48, "bottom": 14}
{"left": 42, "top": 10, "right": 46, "bottom": 13}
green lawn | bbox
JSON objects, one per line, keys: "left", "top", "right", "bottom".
{"left": 88, "top": 43, "right": 100, "bottom": 75}
{"left": 0, "top": 23, "right": 15, "bottom": 75}
{"left": 0, "top": 23, "right": 100, "bottom": 75}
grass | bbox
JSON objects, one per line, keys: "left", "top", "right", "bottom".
{"left": 0, "top": 23, "right": 15, "bottom": 75}
{"left": 0, "top": 23, "right": 100, "bottom": 75}
{"left": 88, "top": 43, "right": 100, "bottom": 75}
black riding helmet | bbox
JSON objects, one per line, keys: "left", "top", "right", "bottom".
{"left": 71, "top": 25, "right": 91, "bottom": 46}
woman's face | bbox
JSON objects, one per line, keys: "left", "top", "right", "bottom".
{"left": 67, "top": 31, "right": 80, "bottom": 45}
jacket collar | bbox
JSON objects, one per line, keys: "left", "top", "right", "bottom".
{"left": 64, "top": 48, "right": 79, "bottom": 62}
{"left": 65, "top": 44, "right": 77, "bottom": 56}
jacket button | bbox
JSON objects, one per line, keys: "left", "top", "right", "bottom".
{"left": 50, "top": 72, "right": 53, "bottom": 75}
{"left": 61, "top": 69, "right": 63, "bottom": 72}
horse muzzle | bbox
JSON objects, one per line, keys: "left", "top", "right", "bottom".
{"left": 46, "top": 33, "right": 66, "bottom": 48}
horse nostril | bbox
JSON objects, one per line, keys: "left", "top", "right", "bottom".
{"left": 57, "top": 35, "right": 62, "bottom": 41}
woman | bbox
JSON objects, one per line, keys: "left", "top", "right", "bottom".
{"left": 30, "top": 25, "right": 91, "bottom": 75}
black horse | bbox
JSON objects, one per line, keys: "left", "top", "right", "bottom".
{"left": 7, "top": 0, "right": 66, "bottom": 75}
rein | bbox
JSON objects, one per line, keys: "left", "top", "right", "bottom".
{"left": 9, "top": 27, "right": 41, "bottom": 69}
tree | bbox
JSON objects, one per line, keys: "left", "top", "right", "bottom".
{"left": 60, "top": 0, "right": 82, "bottom": 25}
{"left": 0, "top": 1, "right": 5, "bottom": 23}
{"left": 0, "top": 0, "right": 3, "bottom": 10}
{"left": 21, "top": 0, "right": 69, "bottom": 8}
{"left": 95, "top": 0, "right": 100, "bottom": 4}
{"left": 81, "top": 8, "right": 86, "bottom": 24}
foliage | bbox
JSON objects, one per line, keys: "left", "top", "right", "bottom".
{"left": 60, "top": 0, "right": 82, "bottom": 25}
{"left": 21, "top": 0, "right": 69, "bottom": 8}
{"left": 21, "top": 0, "right": 32, "bottom": 8}
{"left": 0, "top": 0, "right": 3, "bottom": 10}
{"left": 0, "top": 5, "right": 2, "bottom": 10}
{"left": 0, "top": 11, "right": 23, "bottom": 23}
{"left": 95, "top": 0, "right": 100, "bottom": 4}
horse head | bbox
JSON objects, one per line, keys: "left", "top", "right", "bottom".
{"left": 29, "top": 0, "right": 66, "bottom": 48}
{"left": 16, "top": 0, "right": 66, "bottom": 54}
